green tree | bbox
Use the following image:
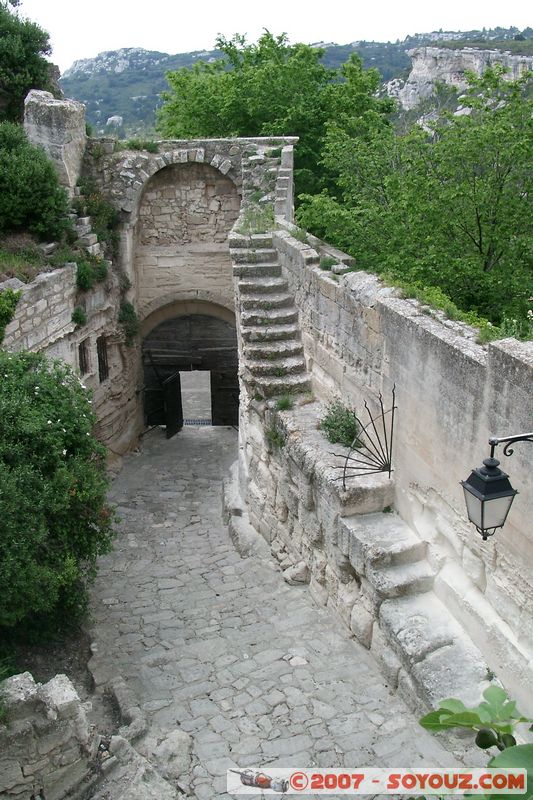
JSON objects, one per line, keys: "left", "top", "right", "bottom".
{"left": 0, "top": 1, "right": 52, "bottom": 121}
{"left": 157, "top": 31, "right": 393, "bottom": 195}
{"left": 0, "top": 351, "right": 116, "bottom": 632}
{"left": 297, "top": 68, "right": 533, "bottom": 329}
{"left": 0, "top": 121, "right": 70, "bottom": 239}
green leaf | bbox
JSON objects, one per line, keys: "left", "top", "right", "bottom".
{"left": 439, "top": 698, "right": 468, "bottom": 713}
{"left": 483, "top": 685, "right": 509, "bottom": 709}
{"left": 486, "top": 744, "right": 533, "bottom": 799}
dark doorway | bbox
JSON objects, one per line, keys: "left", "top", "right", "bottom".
{"left": 142, "top": 313, "right": 239, "bottom": 437}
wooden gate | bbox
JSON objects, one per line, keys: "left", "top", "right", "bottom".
{"left": 210, "top": 368, "right": 239, "bottom": 426}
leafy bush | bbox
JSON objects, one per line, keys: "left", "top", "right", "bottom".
{"left": 319, "top": 256, "right": 337, "bottom": 271}
{"left": 76, "top": 256, "right": 108, "bottom": 290}
{"left": 320, "top": 401, "right": 360, "bottom": 447}
{"left": 236, "top": 204, "right": 275, "bottom": 234}
{"left": 0, "top": 122, "right": 70, "bottom": 240}
{"left": 420, "top": 686, "right": 533, "bottom": 799}
{"left": 276, "top": 394, "right": 293, "bottom": 411}
{"left": 0, "top": 351, "right": 116, "bottom": 633}
{"left": 74, "top": 178, "right": 120, "bottom": 258}
{"left": 0, "top": 3, "right": 52, "bottom": 121}
{"left": 266, "top": 424, "right": 285, "bottom": 449}
{"left": 118, "top": 301, "right": 140, "bottom": 345}
{"left": 71, "top": 306, "right": 87, "bottom": 327}
{"left": 0, "top": 287, "right": 21, "bottom": 343}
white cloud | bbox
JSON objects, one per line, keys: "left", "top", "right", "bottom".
{"left": 17, "top": 0, "right": 533, "bottom": 73}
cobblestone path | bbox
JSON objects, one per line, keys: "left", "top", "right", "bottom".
{"left": 90, "top": 426, "right": 453, "bottom": 799}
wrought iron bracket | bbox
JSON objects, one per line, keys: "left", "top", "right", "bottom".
{"left": 489, "top": 433, "right": 533, "bottom": 459}
{"left": 330, "top": 386, "right": 397, "bottom": 490}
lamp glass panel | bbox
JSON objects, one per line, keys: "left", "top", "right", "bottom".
{"left": 463, "top": 486, "right": 482, "bottom": 528}
{"left": 483, "top": 495, "right": 514, "bottom": 530}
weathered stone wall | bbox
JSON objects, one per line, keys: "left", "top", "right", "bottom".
{"left": 261, "top": 227, "right": 533, "bottom": 712}
{"left": 0, "top": 672, "right": 98, "bottom": 800}
{"left": 134, "top": 162, "right": 240, "bottom": 319}
{"left": 24, "top": 90, "right": 86, "bottom": 194}
{"left": 1, "top": 264, "right": 138, "bottom": 464}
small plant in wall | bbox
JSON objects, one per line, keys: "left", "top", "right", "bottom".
{"left": 320, "top": 401, "right": 361, "bottom": 448}
{"left": 118, "top": 301, "right": 140, "bottom": 346}
{"left": 276, "top": 394, "right": 293, "bottom": 411}
{"left": 419, "top": 686, "right": 533, "bottom": 799}
{"left": 71, "top": 306, "right": 87, "bottom": 327}
{"left": 266, "top": 423, "right": 285, "bottom": 450}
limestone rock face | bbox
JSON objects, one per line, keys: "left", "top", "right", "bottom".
{"left": 23, "top": 89, "right": 86, "bottom": 193}
{"left": 388, "top": 47, "right": 533, "bottom": 109}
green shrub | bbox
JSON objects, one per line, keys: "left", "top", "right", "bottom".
{"left": 0, "top": 287, "right": 21, "bottom": 344}
{"left": 319, "top": 256, "right": 337, "bottom": 271}
{"left": 0, "top": 122, "right": 70, "bottom": 240}
{"left": 76, "top": 260, "right": 95, "bottom": 290}
{"left": 0, "top": 4, "right": 52, "bottom": 122}
{"left": 71, "top": 306, "right": 87, "bottom": 327}
{"left": 118, "top": 301, "right": 140, "bottom": 345}
{"left": 276, "top": 394, "right": 293, "bottom": 411}
{"left": 76, "top": 256, "right": 108, "bottom": 291}
{"left": 236, "top": 204, "right": 275, "bottom": 234}
{"left": 320, "top": 401, "right": 360, "bottom": 448}
{"left": 0, "top": 351, "right": 116, "bottom": 633}
{"left": 266, "top": 424, "right": 285, "bottom": 449}
{"left": 116, "top": 139, "right": 159, "bottom": 153}
{"left": 75, "top": 179, "right": 120, "bottom": 258}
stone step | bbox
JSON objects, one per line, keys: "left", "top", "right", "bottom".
{"left": 378, "top": 593, "right": 486, "bottom": 708}
{"left": 241, "top": 308, "right": 299, "bottom": 326}
{"left": 239, "top": 276, "right": 288, "bottom": 295}
{"left": 77, "top": 232, "right": 98, "bottom": 247}
{"left": 75, "top": 224, "right": 92, "bottom": 238}
{"left": 233, "top": 262, "right": 282, "bottom": 278}
{"left": 250, "top": 373, "right": 311, "bottom": 397}
{"left": 231, "top": 248, "right": 278, "bottom": 264}
{"left": 247, "top": 356, "right": 306, "bottom": 377}
{"left": 367, "top": 560, "right": 436, "bottom": 600}
{"left": 241, "top": 323, "right": 300, "bottom": 342}
{"left": 240, "top": 292, "right": 293, "bottom": 310}
{"left": 76, "top": 216, "right": 91, "bottom": 226}
{"left": 339, "top": 513, "right": 427, "bottom": 572}
{"left": 229, "top": 233, "right": 273, "bottom": 249}
{"left": 85, "top": 242, "right": 102, "bottom": 256}
{"left": 245, "top": 340, "right": 303, "bottom": 359}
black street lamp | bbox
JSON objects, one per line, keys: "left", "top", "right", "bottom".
{"left": 461, "top": 433, "right": 533, "bottom": 541}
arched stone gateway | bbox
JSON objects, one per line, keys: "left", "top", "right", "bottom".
{"left": 134, "top": 162, "right": 241, "bottom": 320}
{"left": 141, "top": 305, "right": 239, "bottom": 435}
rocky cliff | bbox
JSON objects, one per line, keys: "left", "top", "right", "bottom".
{"left": 388, "top": 46, "right": 533, "bottom": 109}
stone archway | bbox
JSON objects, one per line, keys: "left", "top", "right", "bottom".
{"left": 141, "top": 304, "right": 239, "bottom": 434}
{"left": 134, "top": 162, "right": 240, "bottom": 320}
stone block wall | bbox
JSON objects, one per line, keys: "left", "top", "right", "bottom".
{"left": 264, "top": 227, "right": 533, "bottom": 712}
{"left": 0, "top": 672, "right": 98, "bottom": 800}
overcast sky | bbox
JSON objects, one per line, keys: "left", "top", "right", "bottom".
{"left": 17, "top": 0, "right": 533, "bottom": 73}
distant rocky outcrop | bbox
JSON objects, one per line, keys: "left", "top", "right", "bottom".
{"left": 388, "top": 46, "right": 533, "bottom": 109}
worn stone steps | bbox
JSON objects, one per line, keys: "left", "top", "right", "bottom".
{"left": 251, "top": 373, "right": 311, "bottom": 397}
{"left": 229, "top": 233, "right": 273, "bottom": 250}
{"left": 246, "top": 355, "right": 306, "bottom": 377}
{"left": 75, "top": 224, "right": 92, "bottom": 238}
{"left": 367, "top": 560, "right": 436, "bottom": 600}
{"left": 233, "top": 262, "right": 282, "bottom": 278}
{"left": 245, "top": 340, "right": 303, "bottom": 359}
{"left": 340, "top": 512, "right": 435, "bottom": 599}
{"left": 77, "top": 232, "right": 98, "bottom": 247}
{"left": 339, "top": 512, "right": 427, "bottom": 572}
{"left": 240, "top": 308, "right": 299, "bottom": 327}
{"left": 239, "top": 276, "right": 289, "bottom": 295}
{"left": 241, "top": 323, "right": 301, "bottom": 342}
{"left": 241, "top": 292, "right": 293, "bottom": 310}
{"left": 232, "top": 247, "right": 279, "bottom": 264}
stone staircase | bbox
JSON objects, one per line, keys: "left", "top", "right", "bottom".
{"left": 71, "top": 185, "right": 102, "bottom": 256}
{"left": 337, "top": 511, "right": 487, "bottom": 709}
{"left": 230, "top": 232, "right": 311, "bottom": 398}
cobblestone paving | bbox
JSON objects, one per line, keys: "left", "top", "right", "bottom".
{"left": 90, "top": 426, "right": 455, "bottom": 799}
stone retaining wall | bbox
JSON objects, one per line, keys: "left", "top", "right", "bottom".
{"left": 0, "top": 673, "right": 98, "bottom": 800}
{"left": 262, "top": 227, "right": 533, "bottom": 713}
